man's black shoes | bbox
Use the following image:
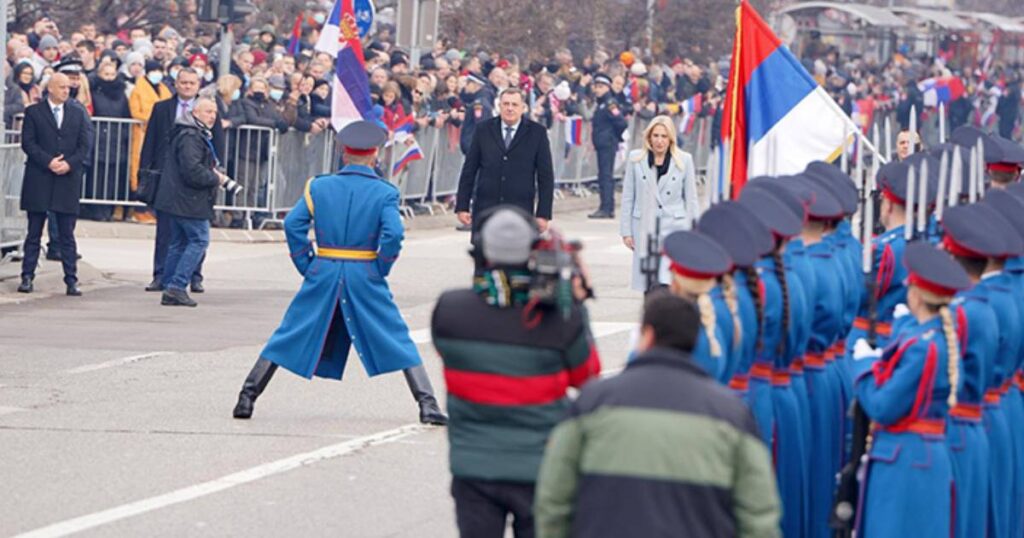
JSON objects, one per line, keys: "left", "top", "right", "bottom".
{"left": 588, "top": 210, "right": 614, "bottom": 219}
{"left": 190, "top": 280, "right": 205, "bottom": 294}
{"left": 145, "top": 279, "right": 165, "bottom": 292}
{"left": 17, "top": 277, "right": 33, "bottom": 293}
{"left": 161, "top": 288, "right": 197, "bottom": 307}
{"left": 66, "top": 283, "right": 82, "bottom": 296}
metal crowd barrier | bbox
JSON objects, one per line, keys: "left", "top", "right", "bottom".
{"left": 0, "top": 143, "right": 27, "bottom": 260}
{"left": 9, "top": 113, "right": 719, "bottom": 231}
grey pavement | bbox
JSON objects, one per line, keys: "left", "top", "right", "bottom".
{"left": 0, "top": 207, "right": 642, "bottom": 538}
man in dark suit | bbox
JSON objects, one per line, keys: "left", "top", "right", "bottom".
{"left": 17, "top": 73, "right": 92, "bottom": 296}
{"left": 139, "top": 67, "right": 225, "bottom": 293}
{"left": 456, "top": 87, "right": 554, "bottom": 234}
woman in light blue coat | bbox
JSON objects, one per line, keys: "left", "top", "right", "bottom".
{"left": 619, "top": 115, "right": 699, "bottom": 292}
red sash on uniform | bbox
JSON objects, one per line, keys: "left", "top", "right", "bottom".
{"left": 853, "top": 317, "right": 892, "bottom": 337}
{"left": 949, "top": 403, "right": 983, "bottom": 422}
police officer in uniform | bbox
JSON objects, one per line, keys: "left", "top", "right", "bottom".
{"left": 231, "top": 121, "right": 447, "bottom": 425}
{"left": 588, "top": 74, "right": 627, "bottom": 220}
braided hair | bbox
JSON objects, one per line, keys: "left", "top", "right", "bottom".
{"left": 772, "top": 250, "right": 791, "bottom": 359}
{"left": 721, "top": 274, "right": 743, "bottom": 350}
{"left": 939, "top": 305, "right": 960, "bottom": 407}
{"left": 673, "top": 273, "right": 722, "bottom": 358}
{"left": 745, "top": 266, "right": 764, "bottom": 353}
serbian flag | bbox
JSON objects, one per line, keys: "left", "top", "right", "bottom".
{"left": 286, "top": 13, "right": 303, "bottom": 56}
{"left": 392, "top": 132, "right": 423, "bottom": 176}
{"left": 722, "top": 1, "right": 859, "bottom": 196}
{"left": 316, "top": 0, "right": 373, "bottom": 131}
{"left": 679, "top": 93, "right": 703, "bottom": 135}
{"left": 394, "top": 113, "right": 415, "bottom": 135}
{"left": 918, "top": 76, "right": 965, "bottom": 107}
{"left": 851, "top": 97, "right": 875, "bottom": 134}
{"left": 564, "top": 116, "right": 584, "bottom": 146}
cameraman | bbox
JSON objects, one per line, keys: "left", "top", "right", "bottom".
{"left": 152, "top": 97, "right": 230, "bottom": 307}
{"left": 431, "top": 206, "right": 601, "bottom": 538}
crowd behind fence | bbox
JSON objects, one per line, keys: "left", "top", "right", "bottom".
{"left": 0, "top": 113, "right": 722, "bottom": 258}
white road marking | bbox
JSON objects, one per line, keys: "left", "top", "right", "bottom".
{"left": 410, "top": 321, "right": 636, "bottom": 345}
{"left": 12, "top": 424, "right": 429, "bottom": 538}
{"left": 0, "top": 406, "right": 27, "bottom": 417}
{"left": 63, "top": 352, "right": 172, "bottom": 375}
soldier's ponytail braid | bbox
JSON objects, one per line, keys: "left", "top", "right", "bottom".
{"left": 721, "top": 274, "right": 742, "bottom": 350}
{"left": 746, "top": 266, "right": 764, "bottom": 354}
{"left": 939, "top": 305, "right": 960, "bottom": 407}
{"left": 772, "top": 250, "right": 791, "bottom": 359}
{"left": 697, "top": 292, "right": 723, "bottom": 358}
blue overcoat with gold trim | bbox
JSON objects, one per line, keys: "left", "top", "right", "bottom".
{"left": 260, "top": 164, "right": 421, "bottom": 379}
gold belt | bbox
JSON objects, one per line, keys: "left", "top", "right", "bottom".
{"left": 317, "top": 247, "right": 377, "bottom": 260}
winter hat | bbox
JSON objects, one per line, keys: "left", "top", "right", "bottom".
{"left": 38, "top": 35, "right": 58, "bottom": 51}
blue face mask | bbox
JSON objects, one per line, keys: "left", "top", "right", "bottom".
{"left": 314, "top": 13, "right": 326, "bottom": 25}
{"left": 231, "top": 89, "right": 241, "bottom": 101}
{"left": 147, "top": 72, "right": 164, "bottom": 85}
{"left": 169, "top": 69, "right": 179, "bottom": 81}
{"left": 269, "top": 89, "right": 284, "bottom": 101}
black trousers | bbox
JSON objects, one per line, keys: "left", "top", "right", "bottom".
{"left": 451, "top": 477, "right": 535, "bottom": 538}
{"left": 22, "top": 211, "right": 77, "bottom": 284}
{"left": 153, "top": 210, "right": 204, "bottom": 284}
{"left": 595, "top": 145, "right": 616, "bottom": 213}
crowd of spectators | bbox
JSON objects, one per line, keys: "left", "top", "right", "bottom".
{"left": 3, "top": 13, "right": 1022, "bottom": 224}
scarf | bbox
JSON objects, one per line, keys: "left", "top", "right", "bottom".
{"left": 473, "top": 269, "right": 532, "bottom": 307}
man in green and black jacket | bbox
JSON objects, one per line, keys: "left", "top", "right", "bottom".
{"left": 535, "top": 291, "right": 781, "bottom": 538}
{"left": 432, "top": 207, "right": 601, "bottom": 538}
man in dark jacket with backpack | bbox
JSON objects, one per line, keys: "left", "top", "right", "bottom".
{"left": 152, "top": 97, "right": 228, "bottom": 307}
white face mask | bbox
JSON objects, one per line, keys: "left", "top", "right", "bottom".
{"left": 204, "top": 70, "right": 214, "bottom": 82}
{"left": 269, "top": 89, "right": 284, "bottom": 101}
{"left": 314, "top": 13, "right": 326, "bottom": 25}
{"left": 147, "top": 72, "right": 164, "bottom": 85}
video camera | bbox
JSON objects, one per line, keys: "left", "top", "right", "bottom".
{"left": 526, "top": 229, "right": 592, "bottom": 323}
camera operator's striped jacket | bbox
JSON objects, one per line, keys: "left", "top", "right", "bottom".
{"left": 431, "top": 289, "right": 601, "bottom": 483}
{"left": 535, "top": 347, "right": 781, "bottom": 538}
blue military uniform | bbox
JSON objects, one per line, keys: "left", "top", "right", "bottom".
{"left": 852, "top": 242, "right": 970, "bottom": 538}
{"left": 942, "top": 204, "right": 1003, "bottom": 538}
{"left": 232, "top": 121, "right": 447, "bottom": 425}
{"left": 968, "top": 202, "right": 1024, "bottom": 538}
{"left": 738, "top": 184, "right": 808, "bottom": 538}
{"left": 980, "top": 190, "right": 1024, "bottom": 538}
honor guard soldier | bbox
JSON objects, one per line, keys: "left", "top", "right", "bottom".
{"left": 232, "top": 121, "right": 447, "bottom": 425}
{"left": 967, "top": 201, "right": 1023, "bottom": 538}
{"left": 851, "top": 242, "right": 970, "bottom": 538}
{"left": 844, "top": 162, "right": 915, "bottom": 362}
{"left": 979, "top": 190, "right": 1024, "bottom": 538}
{"left": 941, "top": 204, "right": 1003, "bottom": 538}
{"left": 737, "top": 186, "right": 803, "bottom": 449}
{"left": 661, "top": 230, "right": 732, "bottom": 380}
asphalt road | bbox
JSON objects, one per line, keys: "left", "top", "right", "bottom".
{"left": 0, "top": 209, "right": 642, "bottom": 537}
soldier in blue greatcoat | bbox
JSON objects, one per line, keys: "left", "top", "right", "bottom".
{"left": 231, "top": 121, "right": 447, "bottom": 425}
{"left": 851, "top": 242, "right": 970, "bottom": 538}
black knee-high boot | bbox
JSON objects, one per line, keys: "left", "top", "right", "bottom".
{"left": 403, "top": 365, "right": 448, "bottom": 425}
{"left": 233, "top": 358, "right": 278, "bottom": 419}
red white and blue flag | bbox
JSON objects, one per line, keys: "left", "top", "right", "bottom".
{"left": 286, "top": 13, "right": 303, "bottom": 56}
{"left": 316, "top": 0, "right": 374, "bottom": 131}
{"left": 918, "top": 76, "right": 965, "bottom": 107}
{"left": 679, "top": 93, "right": 703, "bottom": 135}
{"left": 722, "top": 1, "right": 858, "bottom": 196}
{"left": 392, "top": 134, "right": 423, "bottom": 176}
{"left": 393, "top": 113, "right": 415, "bottom": 135}
{"left": 564, "top": 116, "right": 584, "bottom": 146}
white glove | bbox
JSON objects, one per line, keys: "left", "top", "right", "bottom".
{"left": 853, "top": 338, "right": 883, "bottom": 362}
{"left": 893, "top": 303, "right": 910, "bottom": 319}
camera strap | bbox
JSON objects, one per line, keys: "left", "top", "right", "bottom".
{"left": 203, "top": 136, "right": 221, "bottom": 168}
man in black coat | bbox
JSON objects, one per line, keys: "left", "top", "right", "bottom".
{"left": 152, "top": 97, "right": 228, "bottom": 307}
{"left": 17, "top": 73, "right": 92, "bottom": 296}
{"left": 455, "top": 87, "right": 554, "bottom": 236}
{"left": 139, "top": 68, "right": 224, "bottom": 293}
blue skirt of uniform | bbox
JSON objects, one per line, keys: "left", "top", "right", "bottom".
{"left": 946, "top": 412, "right": 990, "bottom": 538}
{"left": 804, "top": 354, "right": 841, "bottom": 538}
{"left": 770, "top": 375, "right": 808, "bottom": 538}
{"left": 985, "top": 402, "right": 1015, "bottom": 538}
